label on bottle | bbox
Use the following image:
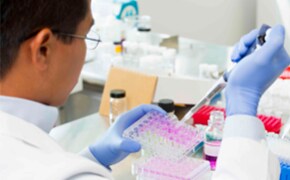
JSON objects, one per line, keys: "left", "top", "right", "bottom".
{"left": 204, "top": 141, "right": 221, "bottom": 157}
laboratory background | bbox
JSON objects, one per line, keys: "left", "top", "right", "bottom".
{"left": 49, "top": 0, "right": 290, "bottom": 179}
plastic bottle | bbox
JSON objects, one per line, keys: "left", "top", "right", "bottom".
{"left": 136, "top": 15, "right": 152, "bottom": 44}
{"left": 110, "top": 89, "right": 127, "bottom": 125}
{"left": 163, "top": 49, "right": 177, "bottom": 75}
{"left": 203, "top": 110, "right": 224, "bottom": 170}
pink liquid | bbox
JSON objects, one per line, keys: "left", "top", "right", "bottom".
{"left": 203, "top": 141, "right": 221, "bottom": 170}
{"left": 204, "top": 154, "right": 218, "bottom": 170}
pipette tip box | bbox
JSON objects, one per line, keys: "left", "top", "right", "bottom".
{"left": 193, "top": 105, "right": 282, "bottom": 133}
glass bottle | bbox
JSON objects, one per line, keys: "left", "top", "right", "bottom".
{"left": 110, "top": 89, "right": 127, "bottom": 125}
{"left": 158, "top": 99, "right": 178, "bottom": 120}
{"left": 203, "top": 110, "right": 224, "bottom": 170}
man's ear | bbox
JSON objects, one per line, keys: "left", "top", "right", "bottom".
{"left": 29, "top": 28, "right": 55, "bottom": 71}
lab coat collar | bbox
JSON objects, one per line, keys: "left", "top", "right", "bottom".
{"left": 0, "top": 110, "right": 63, "bottom": 152}
{"left": 0, "top": 96, "right": 58, "bottom": 133}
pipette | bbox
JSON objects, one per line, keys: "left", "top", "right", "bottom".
{"left": 180, "top": 76, "right": 227, "bottom": 123}
{"left": 180, "top": 24, "right": 271, "bottom": 124}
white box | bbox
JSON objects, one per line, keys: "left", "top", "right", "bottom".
{"left": 153, "top": 75, "right": 216, "bottom": 105}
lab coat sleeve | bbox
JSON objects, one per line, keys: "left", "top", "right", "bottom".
{"left": 212, "top": 115, "right": 280, "bottom": 180}
{"left": 79, "top": 148, "right": 99, "bottom": 162}
{"left": 79, "top": 147, "right": 112, "bottom": 170}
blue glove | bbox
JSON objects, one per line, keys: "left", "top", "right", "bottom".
{"left": 226, "top": 25, "right": 290, "bottom": 116}
{"left": 89, "top": 104, "right": 166, "bottom": 168}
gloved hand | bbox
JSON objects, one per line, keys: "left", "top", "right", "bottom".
{"left": 226, "top": 25, "right": 290, "bottom": 116}
{"left": 89, "top": 104, "right": 166, "bottom": 168}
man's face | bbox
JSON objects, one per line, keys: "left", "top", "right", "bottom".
{"left": 45, "top": 0, "right": 94, "bottom": 106}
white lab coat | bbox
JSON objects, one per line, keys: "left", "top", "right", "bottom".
{"left": 0, "top": 111, "right": 113, "bottom": 180}
{"left": 0, "top": 110, "right": 281, "bottom": 180}
{"left": 213, "top": 138, "right": 280, "bottom": 180}
{"left": 213, "top": 115, "right": 281, "bottom": 180}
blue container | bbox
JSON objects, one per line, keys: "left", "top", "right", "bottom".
{"left": 280, "top": 159, "right": 290, "bottom": 180}
{"left": 115, "top": 0, "right": 139, "bottom": 20}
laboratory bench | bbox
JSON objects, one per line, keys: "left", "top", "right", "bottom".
{"left": 57, "top": 80, "right": 194, "bottom": 125}
{"left": 57, "top": 82, "right": 104, "bottom": 125}
{"left": 50, "top": 112, "right": 213, "bottom": 180}
{"left": 58, "top": 35, "right": 231, "bottom": 125}
{"left": 50, "top": 110, "right": 290, "bottom": 180}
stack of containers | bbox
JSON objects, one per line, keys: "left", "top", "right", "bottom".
{"left": 123, "top": 110, "right": 210, "bottom": 180}
{"left": 192, "top": 105, "right": 282, "bottom": 133}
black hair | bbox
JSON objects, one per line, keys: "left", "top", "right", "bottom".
{"left": 0, "top": 0, "right": 88, "bottom": 79}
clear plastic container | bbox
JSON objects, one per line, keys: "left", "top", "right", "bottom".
{"left": 203, "top": 110, "right": 224, "bottom": 170}
{"left": 110, "top": 89, "right": 127, "bottom": 125}
{"left": 123, "top": 110, "right": 204, "bottom": 159}
{"left": 137, "top": 16, "right": 152, "bottom": 44}
{"left": 137, "top": 15, "right": 151, "bottom": 31}
{"left": 123, "top": 110, "right": 208, "bottom": 179}
{"left": 132, "top": 156, "right": 210, "bottom": 180}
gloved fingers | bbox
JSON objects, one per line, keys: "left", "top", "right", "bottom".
{"left": 231, "top": 43, "right": 241, "bottom": 62}
{"left": 255, "top": 25, "right": 286, "bottom": 64}
{"left": 119, "top": 139, "right": 141, "bottom": 153}
{"left": 238, "top": 29, "right": 259, "bottom": 55}
{"left": 115, "top": 104, "right": 166, "bottom": 130}
{"left": 231, "top": 29, "right": 259, "bottom": 62}
{"left": 276, "top": 47, "right": 290, "bottom": 69}
{"left": 137, "top": 104, "right": 166, "bottom": 114}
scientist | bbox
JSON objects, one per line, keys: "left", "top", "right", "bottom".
{"left": 0, "top": 0, "right": 289, "bottom": 179}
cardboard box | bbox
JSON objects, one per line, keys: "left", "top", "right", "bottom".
{"left": 99, "top": 67, "right": 216, "bottom": 116}
{"left": 99, "top": 66, "right": 157, "bottom": 116}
